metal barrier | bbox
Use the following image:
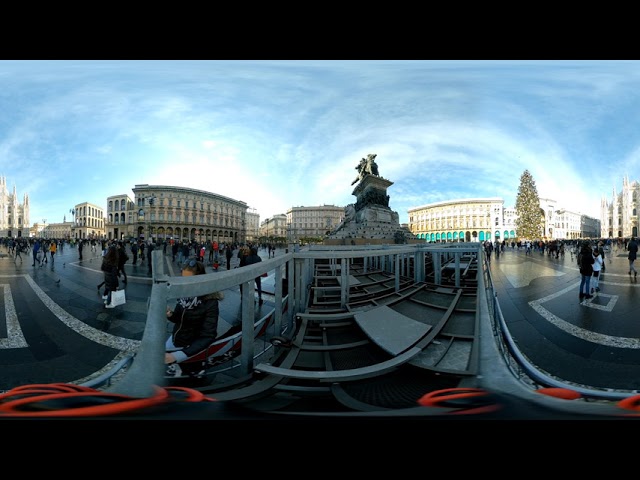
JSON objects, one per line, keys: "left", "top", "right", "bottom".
{"left": 482, "top": 253, "right": 638, "bottom": 402}
{"left": 106, "top": 241, "right": 635, "bottom": 403}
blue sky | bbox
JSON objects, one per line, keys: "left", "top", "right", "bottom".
{"left": 1, "top": 60, "right": 637, "bottom": 227}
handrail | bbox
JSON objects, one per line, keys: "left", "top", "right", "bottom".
{"left": 483, "top": 257, "right": 637, "bottom": 402}
{"left": 80, "top": 354, "right": 135, "bottom": 390}
{"left": 105, "top": 241, "right": 633, "bottom": 405}
{"left": 106, "top": 243, "right": 485, "bottom": 396}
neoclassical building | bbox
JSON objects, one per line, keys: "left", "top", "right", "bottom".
{"left": 408, "top": 198, "right": 512, "bottom": 243}
{"left": 104, "top": 184, "right": 248, "bottom": 244}
{"left": 260, "top": 214, "right": 287, "bottom": 240}
{"left": 245, "top": 208, "right": 260, "bottom": 242}
{"left": 600, "top": 175, "right": 640, "bottom": 239}
{"left": 0, "top": 177, "right": 30, "bottom": 238}
{"left": 408, "top": 197, "right": 595, "bottom": 243}
{"left": 70, "top": 202, "right": 105, "bottom": 240}
{"left": 285, "top": 205, "right": 344, "bottom": 242}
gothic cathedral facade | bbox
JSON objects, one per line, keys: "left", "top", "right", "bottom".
{"left": 601, "top": 175, "right": 639, "bottom": 239}
{"left": 0, "top": 177, "right": 30, "bottom": 238}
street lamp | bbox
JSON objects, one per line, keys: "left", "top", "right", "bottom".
{"left": 42, "top": 218, "right": 47, "bottom": 239}
{"left": 138, "top": 196, "right": 156, "bottom": 243}
{"left": 266, "top": 218, "right": 270, "bottom": 243}
{"left": 69, "top": 208, "right": 76, "bottom": 240}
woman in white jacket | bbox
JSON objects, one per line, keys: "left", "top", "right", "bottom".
{"left": 592, "top": 249, "right": 603, "bottom": 294}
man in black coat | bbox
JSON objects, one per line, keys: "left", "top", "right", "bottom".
{"left": 628, "top": 237, "right": 638, "bottom": 278}
{"left": 225, "top": 244, "right": 234, "bottom": 270}
{"left": 243, "top": 246, "right": 263, "bottom": 305}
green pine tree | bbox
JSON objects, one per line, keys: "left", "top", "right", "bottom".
{"left": 515, "top": 170, "right": 543, "bottom": 240}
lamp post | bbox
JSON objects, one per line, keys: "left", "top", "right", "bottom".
{"left": 138, "top": 195, "right": 156, "bottom": 244}
{"left": 266, "top": 218, "right": 270, "bottom": 243}
{"left": 42, "top": 218, "right": 47, "bottom": 239}
{"left": 69, "top": 208, "right": 75, "bottom": 241}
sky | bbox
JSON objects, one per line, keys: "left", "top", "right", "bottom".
{"left": 1, "top": 59, "right": 638, "bottom": 227}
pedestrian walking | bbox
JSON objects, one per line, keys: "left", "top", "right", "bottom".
{"left": 242, "top": 246, "right": 264, "bottom": 306}
{"left": 100, "top": 244, "right": 120, "bottom": 308}
{"left": 225, "top": 244, "right": 233, "bottom": 270}
{"left": 484, "top": 240, "right": 493, "bottom": 264}
{"left": 130, "top": 241, "right": 138, "bottom": 265}
{"left": 171, "top": 241, "right": 178, "bottom": 263}
{"left": 49, "top": 241, "right": 57, "bottom": 265}
{"left": 40, "top": 239, "right": 48, "bottom": 265}
{"left": 117, "top": 241, "right": 129, "bottom": 284}
{"left": 14, "top": 241, "right": 23, "bottom": 262}
{"left": 179, "top": 242, "right": 189, "bottom": 265}
{"left": 32, "top": 239, "right": 41, "bottom": 266}
{"left": 628, "top": 236, "right": 638, "bottom": 278}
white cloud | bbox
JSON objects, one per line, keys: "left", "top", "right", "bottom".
{"left": 1, "top": 60, "right": 638, "bottom": 227}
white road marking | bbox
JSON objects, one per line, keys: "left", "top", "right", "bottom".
{"left": 0, "top": 284, "right": 28, "bottom": 348}
{"left": 23, "top": 275, "right": 140, "bottom": 352}
{"left": 0, "top": 274, "right": 140, "bottom": 352}
{"left": 529, "top": 281, "right": 640, "bottom": 349}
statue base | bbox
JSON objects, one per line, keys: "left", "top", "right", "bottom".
{"left": 325, "top": 174, "right": 420, "bottom": 245}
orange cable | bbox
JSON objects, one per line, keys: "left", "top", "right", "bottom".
{"left": 0, "top": 383, "right": 215, "bottom": 417}
{"left": 417, "top": 387, "right": 502, "bottom": 415}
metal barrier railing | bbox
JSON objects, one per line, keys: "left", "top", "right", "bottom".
{"left": 482, "top": 253, "right": 638, "bottom": 402}
{"left": 104, "top": 241, "right": 638, "bottom": 402}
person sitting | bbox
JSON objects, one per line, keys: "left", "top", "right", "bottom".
{"left": 165, "top": 259, "right": 224, "bottom": 377}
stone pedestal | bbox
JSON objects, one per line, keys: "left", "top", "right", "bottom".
{"left": 324, "top": 173, "right": 420, "bottom": 245}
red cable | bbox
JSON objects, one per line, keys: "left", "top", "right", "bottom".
{"left": 0, "top": 383, "right": 213, "bottom": 417}
{"left": 417, "top": 387, "right": 501, "bottom": 415}
{"left": 616, "top": 394, "right": 640, "bottom": 416}
{"left": 164, "top": 386, "right": 216, "bottom": 403}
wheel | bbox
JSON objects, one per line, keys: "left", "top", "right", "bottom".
{"left": 270, "top": 336, "right": 292, "bottom": 347}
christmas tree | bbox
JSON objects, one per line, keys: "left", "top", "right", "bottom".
{"left": 514, "top": 170, "right": 543, "bottom": 240}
